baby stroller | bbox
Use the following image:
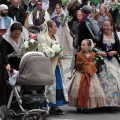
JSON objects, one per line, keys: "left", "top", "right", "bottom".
{"left": 0, "top": 51, "right": 54, "bottom": 120}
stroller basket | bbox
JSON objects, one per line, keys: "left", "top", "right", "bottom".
{"left": 22, "top": 93, "right": 45, "bottom": 105}
{"left": 18, "top": 52, "right": 54, "bottom": 85}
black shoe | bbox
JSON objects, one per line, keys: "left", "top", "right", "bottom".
{"left": 50, "top": 108, "right": 65, "bottom": 115}
{"left": 108, "top": 107, "right": 116, "bottom": 113}
{"left": 77, "top": 108, "right": 81, "bottom": 112}
{"left": 82, "top": 108, "right": 90, "bottom": 114}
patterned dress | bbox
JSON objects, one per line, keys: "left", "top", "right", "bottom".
{"left": 68, "top": 52, "right": 106, "bottom": 109}
{"left": 98, "top": 34, "right": 120, "bottom": 107}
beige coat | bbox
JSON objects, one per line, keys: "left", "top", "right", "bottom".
{"left": 37, "top": 33, "right": 68, "bottom": 104}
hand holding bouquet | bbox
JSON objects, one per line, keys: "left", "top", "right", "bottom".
{"left": 94, "top": 55, "right": 104, "bottom": 65}
{"left": 51, "top": 43, "right": 62, "bottom": 54}
{"left": 41, "top": 43, "right": 62, "bottom": 58}
{"left": 44, "top": 47, "right": 55, "bottom": 58}
{"left": 93, "top": 47, "right": 104, "bottom": 65}
{"left": 24, "top": 39, "right": 38, "bottom": 52}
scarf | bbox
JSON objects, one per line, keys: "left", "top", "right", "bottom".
{"left": 79, "top": 13, "right": 90, "bottom": 23}
{"left": 76, "top": 51, "right": 97, "bottom": 108}
{"left": 2, "top": 23, "right": 29, "bottom": 58}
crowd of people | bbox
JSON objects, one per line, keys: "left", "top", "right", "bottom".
{"left": 0, "top": 0, "right": 120, "bottom": 116}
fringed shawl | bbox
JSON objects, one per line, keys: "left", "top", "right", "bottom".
{"left": 76, "top": 51, "right": 97, "bottom": 107}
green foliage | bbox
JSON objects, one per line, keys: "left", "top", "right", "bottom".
{"left": 94, "top": 55, "right": 104, "bottom": 65}
{"left": 62, "top": 0, "right": 69, "bottom": 6}
{"left": 25, "top": 39, "right": 38, "bottom": 52}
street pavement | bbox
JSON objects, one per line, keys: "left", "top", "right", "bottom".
{"left": 6, "top": 56, "right": 120, "bottom": 120}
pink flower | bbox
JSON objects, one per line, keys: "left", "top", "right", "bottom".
{"left": 30, "top": 39, "right": 35, "bottom": 45}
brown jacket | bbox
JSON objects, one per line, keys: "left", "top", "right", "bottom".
{"left": 94, "top": 12, "right": 113, "bottom": 22}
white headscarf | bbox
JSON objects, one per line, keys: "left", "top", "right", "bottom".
{"left": 51, "top": 5, "right": 66, "bottom": 19}
{"left": 2, "top": 22, "right": 29, "bottom": 56}
{"left": 3, "top": 22, "right": 29, "bottom": 41}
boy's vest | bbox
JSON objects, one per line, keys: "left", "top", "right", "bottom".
{"left": 32, "top": 9, "right": 45, "bottom": 25}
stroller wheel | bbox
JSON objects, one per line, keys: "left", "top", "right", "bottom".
{"left": 0, "top": 105, "right": 8, "bottom": 120}
{"left": 39, "top": 115, "right": 49, "bottom": 120}
{"left": 22, "top": 113, "right": 40, "bottom": 120}
{"left": 22, "top": 116, "right": 29, "bottom": 120}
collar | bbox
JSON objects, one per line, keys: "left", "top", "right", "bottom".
{"left": 86, "top": 13, "right": 93, "bottom": 19}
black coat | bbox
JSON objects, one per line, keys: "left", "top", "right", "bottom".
{"left": 8, "top": 5, "right": 25, "bottom": 25}
{"left": 0, "top": 43, "right": 11, "bottom": 106}
{"left": 1, "top": 38, "right": 21, "bottom": 70}
{"left": 96, "top": 32, "right": 120, "bottom": 64}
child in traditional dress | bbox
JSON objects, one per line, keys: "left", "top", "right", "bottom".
{"left": 68, "top": 39, "right": 106, "bottom": 113}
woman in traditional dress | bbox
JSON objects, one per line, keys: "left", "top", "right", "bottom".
{"left": 37, "top": 20, "right": 68, "bottom": 115}
{"left": 1, "top": 22, "right": 28, "bottom": 71}
{"left": 96, "top": 20, "right": 120, "bottom": 111}
{"left": 51, "top": 3, "right": 73, "bottom": 56}
{"left": 68, "top": 39, "right": 106, "bottom": 113}
{"left": 0, "top": 22, "right": 28, "bottom": 106}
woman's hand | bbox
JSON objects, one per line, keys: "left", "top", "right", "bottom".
{"left": 108, "top": 51, "right": 117, "bottom": 56}
{"left": 96, "top": 51, "right": 107, "bottom": 57}
{"left": 6, "top": 64, "right": 11, "bottom": 71}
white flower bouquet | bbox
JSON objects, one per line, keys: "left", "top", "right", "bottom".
{"left": 24, "top": 39, "right": 38, "bottom": 52}
{"left": 51, "top": 43, "right": 62, "bottom": 54}
{"left": 42, "top": 43, "right": 62, "bottom": 58}
{"left": 44, "top": 47, "right": 55, "bottom": 58}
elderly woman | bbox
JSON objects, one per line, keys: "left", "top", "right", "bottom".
{"left": 94, "top": 5, "right": 112, "bottom": 29}
{"left": 77, "top": 5, "right": 100, "bottom": 49}
{"left": 96, "top": 20, "right": 120, "bottom": 111}
{"left": 37, "top": 20, "right": 68, "bottom": 115}
{"left": 51, "top": 3, "right": 73, "bottom": 56}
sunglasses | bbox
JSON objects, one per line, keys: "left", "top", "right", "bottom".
{"left": 37, "top": 4, "right": 42, "bottom": 6}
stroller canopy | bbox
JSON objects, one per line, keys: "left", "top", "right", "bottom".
{"left": 28, "top": 26, "right": 41, "bottom": 34}
{"left": 18, "top": 52, "right": 54, "bottom": 85}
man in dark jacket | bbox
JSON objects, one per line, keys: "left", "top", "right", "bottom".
{"left": 8, "top": 0, "right": 25, "bottom": 25}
